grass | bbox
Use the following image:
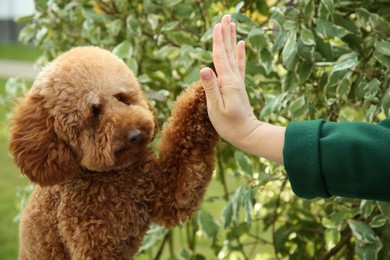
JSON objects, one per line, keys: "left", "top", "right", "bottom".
{"left": 0, "top": 42, "right": 38, "bottom": 258}
{"left": 0, "top": 77, "right": 29, "bottom": 259}
{"left": 0, "top": 43, "right": 41, "bottom": 61}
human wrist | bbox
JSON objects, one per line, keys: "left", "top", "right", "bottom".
{"left": 229, "top": 117, "right": 263, "bottom": 153}
{"left": 232, "top": 120, "right": 285, "bottom": 164}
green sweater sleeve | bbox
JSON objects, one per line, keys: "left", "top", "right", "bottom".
{"left": 283, "top": 118, "right": 390, "bottom": 202}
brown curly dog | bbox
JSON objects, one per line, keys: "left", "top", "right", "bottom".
{"left": 9, "top": 46, "right": 218, "bottom": 259}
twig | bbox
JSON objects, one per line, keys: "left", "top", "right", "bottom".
{"left": 154, "top": 230, "right": 171, "bottom": 260}
{"left": 217, "top": 147, "right": 229, "bottom": 201}
{"left": 319, "top": 229, "right": 352, "bottom": 260}
{"left": 271, "top": 178, "right": 287, "bottom": 259}
{"left": 247, "top": 233, "right": 273, "bottom": 244}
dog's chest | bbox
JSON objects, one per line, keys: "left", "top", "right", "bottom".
{"left": 58, "top": 174, "right": 154, "bottom": 241}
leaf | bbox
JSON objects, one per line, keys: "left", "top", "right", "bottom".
{"left": 189, "top": 48, "right": 212, "bottom": 63}
{"left": 165, "top": 31, "right": 194, "bottom": 45}
{"left": 296, "top": 62, "right": 313, "bottom": 83}
{"left": 197, "top": 210, "right": 219, "bottom": 238}
{"left": 178, "top": 247, "right": 192, "bottom": 260}
{"left": 270, "top": 8, "right": 285, "bottom": 28}
{"left": 248, "top": 28, "right": 268, "bottom": 52}
{"left": 374, "top": 51, "right": 390, "bottom": 68}
{"left": 282, "top": 31, "right": 297, "bottom": 64}
{"left": 304, "top": 0, "right": 315, "bottom": 21}
{"left": 347, "top": 220, "right": 375, "bottom": 241}
{"left": 300, "top": 27, "right": 316, "bottom": 46}
{"left": 365, "top": 78, "right": 381, "bottom": 98}
{"left": 15, "top": 14, "right": 34, "bottom": 24}
{"left": 231, "top": 187, "right": 243, "bottom": 224}
{"left": 336, "top": 72, "right": 351, "bottom": 100}
{"left": 330, "top": 56, "right": 357, "bottom": 73}
{"left": 200, "top": 26, "right": 213, "bottom": 42}
{"left": 234, "top": 151, "right": 253, "bottom": 175}
{"left": 325, "top": 229, "right": 341, "bottom": 251}
{"left": 161, "top": 21, "right": 179, "bottom": 32}
{"left": 315, "top": 35, "right": 334, "bottom": 60}
{"left": 126, "top": 15, "right": 141, "bottom": 36}
{"left": 360, "top": 200, "right": 376, "bottom": 219}
{"left": 234, "top": 1, "right": 245, "bottom": 13}
{"left": 333, "top": 13, "right": 360, "bottom": 35}
{"left": 378, "top": 201, "right": 390, "bottom": 221}
{"left": 106, "top": 19, "right": 122, "bottom": 37}
{"left": 315, "top": 18, "right": 349, "bottom": 39}
{"left": 243, "top": 188, "right": 254, "bottom": 225}
{"left": 289, "top": 96, "right": 306, "bottom": 114}
{"left": 260, "top": 49, "right": 273, "bottom": 75}
{"left": 321, "top": 0, "right": 334, "bottom": 15}
{"left": 138, "top": 225, "right": 167, "bottom": 252}
{"left": 35, "top": 0, "right": 48, "bottom": 11}
{"left": 112, "top": 40, "right": 132, "bottom": 59}
{"left": 163, "top": 0, "right": 183, "bottom": 7}
{"left": 272, "top": 31, "right": 288, "bottom": 54}
{"left": 369, "top": 215, "right": 388, "bottom": 228}
{"left": 147, "top": 14, "right": 159, "bottom": 31}
{"left": 382, "top": 88, "right": 390, "bottom": 117}
{"left": 377, "top": 41, "right": 390, "bottom": 56}
{"left": 221, "top": 200, "right": 233, "bottom": 228}
{"left": 297, "top": 40, "right": 314, "bottom": 62}
{"left": 284, "top": 49, "right": 298, "bottom": 71}
{"left": 126, "top": 57, "right": 138, "bottom": 75}
{"left": 348, "top": 220, "right": 382, "bottom": 259}
{"left": 227, "top": 223, "right": 250, "bottom": 240}
{"left": 357, "top": 8, "right": 390, "bottom": 35}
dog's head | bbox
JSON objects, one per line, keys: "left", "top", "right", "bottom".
{"left": 9, "top": 46, "right": 156, "bottom": 186}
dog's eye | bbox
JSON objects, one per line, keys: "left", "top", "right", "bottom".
{"left": 114, "top": 93, "right": 132, "bottom": 105}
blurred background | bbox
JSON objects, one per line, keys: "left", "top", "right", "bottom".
{"left": 0, "top": 1, "right": 40, "bottom": 259}
{"left": 1, "top": 0, "right": 390, "bottom": 259}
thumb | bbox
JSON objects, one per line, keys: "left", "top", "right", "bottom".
{"left": 200, "top": 67, "right": 221, "bottom": 103}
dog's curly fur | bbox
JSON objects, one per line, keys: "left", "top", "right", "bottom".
{"left": 9, "top": 46, "right": 218, "bottom": 259}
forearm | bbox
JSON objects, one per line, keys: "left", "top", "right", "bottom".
{"left": 231, "top": 120, "right": 285, "bottom": 165}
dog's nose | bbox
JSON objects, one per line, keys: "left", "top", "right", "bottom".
{"left": 127, "top": 129, "right": 142, "bottom": 144}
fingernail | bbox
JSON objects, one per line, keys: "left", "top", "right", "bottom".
{"left": 214, "top": 23, "right": 221, "bottom": 32}
{"left": 226, "top": 14, "right": 231, "bottom": 23}
{"left": 241, "top": 40, "right": 245, "bottom": 49}
{"left": 200, "top": 68, "right": 212, "bottom": 80}
{"left": 231, "top": 23, "right": 236, "bottom": 32}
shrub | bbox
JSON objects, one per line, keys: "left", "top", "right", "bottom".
{"left": 6, "top": 0, "right": 390, "bottom": 259}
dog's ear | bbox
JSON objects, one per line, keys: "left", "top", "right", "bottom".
{"left": 8, "top": 93, "right": 80, "bottom": 186}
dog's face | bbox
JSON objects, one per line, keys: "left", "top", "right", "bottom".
{"left": 9, "top": 47, "right": 156, "bottom": 185}
{"left": 47, "top": 47, "right": 156, "bottom": 171}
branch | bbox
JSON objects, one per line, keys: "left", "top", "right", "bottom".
{"left": 217, "top": 147, "right": 229, "bottom": 201}
{"left": 271, "top": 178, "right": 287, "bottom": 259}
{"left": 154, "top": 230, "right": 171, "bottom": 260}
{"left": 319, "top": 230, "right": 352, "bottom": 260}
{"left": 247, "top": 233, "right": 273, "bottom": 244}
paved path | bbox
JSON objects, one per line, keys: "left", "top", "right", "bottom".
{"left": 0, "top": 59, "right": 40, "bottom": 80}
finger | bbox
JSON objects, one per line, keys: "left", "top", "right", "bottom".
{"left": 236, "top": 40, "right": 246, "bottom": 80}
{"left": 221, "top": 15, "right": 238, "bottom": 72}
{"left": 231, "top": 23, "right": 237, "bottom": 59}
{"left": 221, "top": 14, "right": 232, "bottom": 52}
{"left": 200, "top": 67, "right": 222, "bottom": 105}
{"left": 213, "top": 23, "right": 233, "bottom": 77}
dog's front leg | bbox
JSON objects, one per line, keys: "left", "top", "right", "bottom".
{"left": 152, "top": 82, "right": 219, "bottom": 227}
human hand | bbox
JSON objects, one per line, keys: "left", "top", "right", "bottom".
{"left": 200, "top": 14, "right": 285, "bottom": 164}
{"left": 199, "top": 14, "right": 261, "bottom": 150}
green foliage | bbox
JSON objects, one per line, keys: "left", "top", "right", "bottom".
{"left": 4, "top": 0, "right": 390, "bottom": 258}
